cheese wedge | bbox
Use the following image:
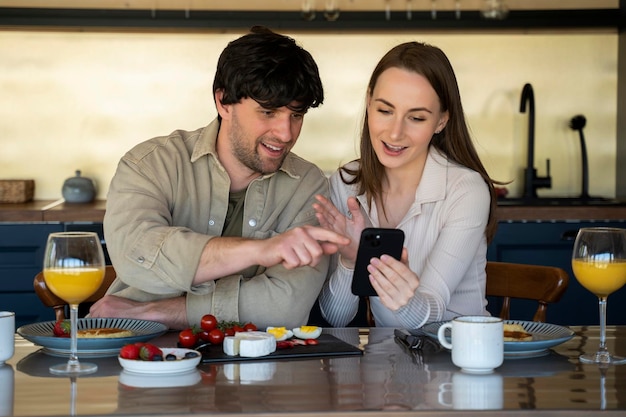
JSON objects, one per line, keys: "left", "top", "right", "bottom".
{"left": 223, "top": 331, "right": 277, "bottom": 358}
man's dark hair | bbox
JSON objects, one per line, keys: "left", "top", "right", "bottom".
{"left": 213, "top": 26, "right": 324, "bottom": 116}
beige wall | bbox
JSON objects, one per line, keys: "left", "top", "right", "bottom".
{"left": 0, "top": 30, "right": 617, "bottom": 200}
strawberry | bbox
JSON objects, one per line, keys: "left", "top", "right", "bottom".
{"left": 139, "top": 343, "right": 163, "bottom": 361}
{"left": 52, "top": 320, "right": 71, "bottom": 338}
{"left": 119, "top": 344, "right": 140, "bottom": 360}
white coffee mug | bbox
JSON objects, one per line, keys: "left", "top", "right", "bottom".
{"left": 439, "top": 371, "right": 503, "bottom": 410}
{"left": 0, "top": 312, "right": 15, "bottom": 365}
{"left": 437, "top": 315, "right": 503, "bottom": 374}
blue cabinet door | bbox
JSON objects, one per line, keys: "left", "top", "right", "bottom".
{"left": 0, "top": 223, "right": 63, "bottom": 327}
{"left": 487, "top": 220, "right": 626, "bottom": 325}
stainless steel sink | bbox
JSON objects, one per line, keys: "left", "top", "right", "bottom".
{"left": 497, "top": 197, "right": 626, "bottom": 206}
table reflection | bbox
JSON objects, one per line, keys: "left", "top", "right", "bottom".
{"left": 0, "top": 364, "right": 14, "bottom": 416}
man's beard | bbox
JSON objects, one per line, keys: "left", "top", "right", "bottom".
{"left": 230, "top": 116, "right": 288, "bottom": 175}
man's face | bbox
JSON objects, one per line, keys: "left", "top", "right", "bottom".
{"left": 228, "top": 98, "right": 305, "bottom": 175}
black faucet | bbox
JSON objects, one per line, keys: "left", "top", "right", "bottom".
{"left": 519, "top": 83, "right": 551, "bottom": 199}
{"left": 569, "top": 115, "right": 590, "bottom": 199}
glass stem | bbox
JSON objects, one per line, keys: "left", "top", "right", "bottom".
{"left": 69, "top": 304, "right": 80, "bottom": 367}
{"left": 598, "top": 296, "right": 608, "bottom": 354}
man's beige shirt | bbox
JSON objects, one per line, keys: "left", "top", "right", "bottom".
{"left": 103, "top": 118, "right": 330, "bottom": 329}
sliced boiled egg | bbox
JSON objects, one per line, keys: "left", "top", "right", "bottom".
{"left": 292, "top": 325, "right": 322, "bottom": 340}
{"left": 265, "top": 326, "right": 293, "bottom": 341}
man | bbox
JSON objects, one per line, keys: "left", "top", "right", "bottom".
{"left": 90, "top": 27, "right": 348, "bottom": 330}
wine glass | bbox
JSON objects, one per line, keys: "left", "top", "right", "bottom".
{"left": 571, "top": 227, "right": 626, "bottom": 365}
{"left": 43, "top": 232, "right": 105, "bottom": 375}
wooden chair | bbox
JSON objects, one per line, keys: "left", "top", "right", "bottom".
{"left": 364, "top": 261, "right": 569, "bottom": 326}
{"left": 33, "top": 265, "right": 117, "bottom": 321}
{"left": 486, "top": 261, "right": 569, "bottom": 322}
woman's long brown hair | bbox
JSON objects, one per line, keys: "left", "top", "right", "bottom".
{"left": 340, "top": 41, "right": 500, "bottom": 243}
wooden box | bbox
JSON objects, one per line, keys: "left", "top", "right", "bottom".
{"left": 0, "top": 180, "right": 35, "bottom": 203}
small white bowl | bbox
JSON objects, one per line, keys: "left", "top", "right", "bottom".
{"left": 118, "top": 348, "right": 201, "bottom": 374}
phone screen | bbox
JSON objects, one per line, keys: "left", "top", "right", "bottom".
{"left": 351, "top": 228, "right": 405, "bottom": 296}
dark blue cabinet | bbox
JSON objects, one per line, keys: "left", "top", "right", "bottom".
{"left": 0, "top": 223, "right": 63, "bottom": 327}
{"left": 487, "top": 220, "right": 626, "bottom": 325}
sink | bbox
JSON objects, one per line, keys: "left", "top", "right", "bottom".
{"left": 497, "top": 197, "right": 626, "bottom": 206}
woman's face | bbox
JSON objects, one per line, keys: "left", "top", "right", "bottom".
{"left": 367, "top": 67, "right": 448, "bottom": 173}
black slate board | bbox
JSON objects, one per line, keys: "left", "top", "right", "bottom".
{"left": 198, "top": 333, "right": 363, "bottom": 364}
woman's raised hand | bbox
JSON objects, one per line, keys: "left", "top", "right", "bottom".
{"left": 313, "top": 195, "right": 364, "bottom": 268}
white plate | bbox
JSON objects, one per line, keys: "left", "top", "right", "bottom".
{"left": 17, "top": 318, "right": 168, "bottom": 357}
{"left": 119, "top": 369, "right": 202, "bottom": 388}
{"left": 421, "top": 320, "right": 575, "bottom": 359}
{"left": 118, "top": 348, "right": 201, "bottom": 374}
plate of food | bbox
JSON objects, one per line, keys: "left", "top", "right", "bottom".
{"left": 421, "top": 319, "right": 575, "bottom": 359}
{"left": 118, "top": 347, "right": 201, "bottom": 375}
{"left": 17, "top": 318, "right": 168, "bottom": 357}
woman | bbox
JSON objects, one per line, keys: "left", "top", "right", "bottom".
{"left": 314, "top": 41, "right": 499, "bottom": 328}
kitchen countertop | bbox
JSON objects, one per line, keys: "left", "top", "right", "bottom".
{"left": 0, "top": 199, "right": 107, "bottom": 222}
{"left": 0, "top": 199, "right": 625, "bottom": 223}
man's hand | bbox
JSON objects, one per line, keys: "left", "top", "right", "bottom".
{"left": 193, "top": 225, "right": 350, "bottom": 285}
{"left": 89, "top": 295, "right": 189, "bottom": 330}
{"left": 260, "top": 225, "right": 350, "bottom": 270}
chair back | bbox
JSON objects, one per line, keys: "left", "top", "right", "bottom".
{"left": 486, "top": 261, "right": 569, "bottom": 322}
{"left": 33, "top": 265, "right": 117, "bottom": 321}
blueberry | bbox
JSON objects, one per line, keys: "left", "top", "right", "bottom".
{"left": 184, "top": 351, "right": 199, "bottom": 359}
{"left": 152, "top": 354, "right": 164, "bottom": 361}
{"left": 165, "top": 353, "right": 177, "bottom": 361}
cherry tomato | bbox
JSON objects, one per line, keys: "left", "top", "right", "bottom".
{"left": 208, "top": 328, "right": 225, "bottom": 345}
{"left": 232, "top": 325, "right": 244, "bottom": 333}
{"left": 243, "top": 323, "right": 258, "bottom": 332}
{"left": 197, "top": 330, "right": 211, "bottom": 342}
{"left": 178, "top": 328, "right": 198, "bottom": 348}
{"left": 223, "top": 327, "right": 235, "bottom": 337}
{"left": 200, "top": 314, "right": 218, "bottom": 332}
{"left": 277, "top": 340, "right": 294, "bottom": 349}
{"left": 305, "top": 338, "right": 319, "bottom": 345}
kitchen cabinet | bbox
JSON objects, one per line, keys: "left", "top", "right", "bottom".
{"left": 487, "top": 220, "right": 626, "bottom": 325}
{"left": 0, "top": 223, "right": 63, "bottom": 327}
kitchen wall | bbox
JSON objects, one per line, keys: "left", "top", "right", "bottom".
{"left": 0, "top": 29, "right": 617, "bottom": 200}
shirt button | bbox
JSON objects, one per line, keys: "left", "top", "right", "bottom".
{"left": 137, "top": 256, "right": 145, "bottom": 264}
{"left": 208, "top": 219, "right": 215, "bottom": 226}
{"left": 248, "top": 219, "right": 257, "bottom": 227}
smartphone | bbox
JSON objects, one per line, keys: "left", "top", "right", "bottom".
{"left": 351, "top": 228, "right": 405, "bottom": 296}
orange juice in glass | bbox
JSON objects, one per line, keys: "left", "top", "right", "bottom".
{"left": 571, "top": 227, "right": 626, "bottom": 365}
{"left": 43, "top": 267, "right": 105, "bottom": 305}
{"left": 43, "top": 232, "right": 105, "bottom": 375}
{"left": 571, "top": 259, "right": 626, "bottom": 298}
